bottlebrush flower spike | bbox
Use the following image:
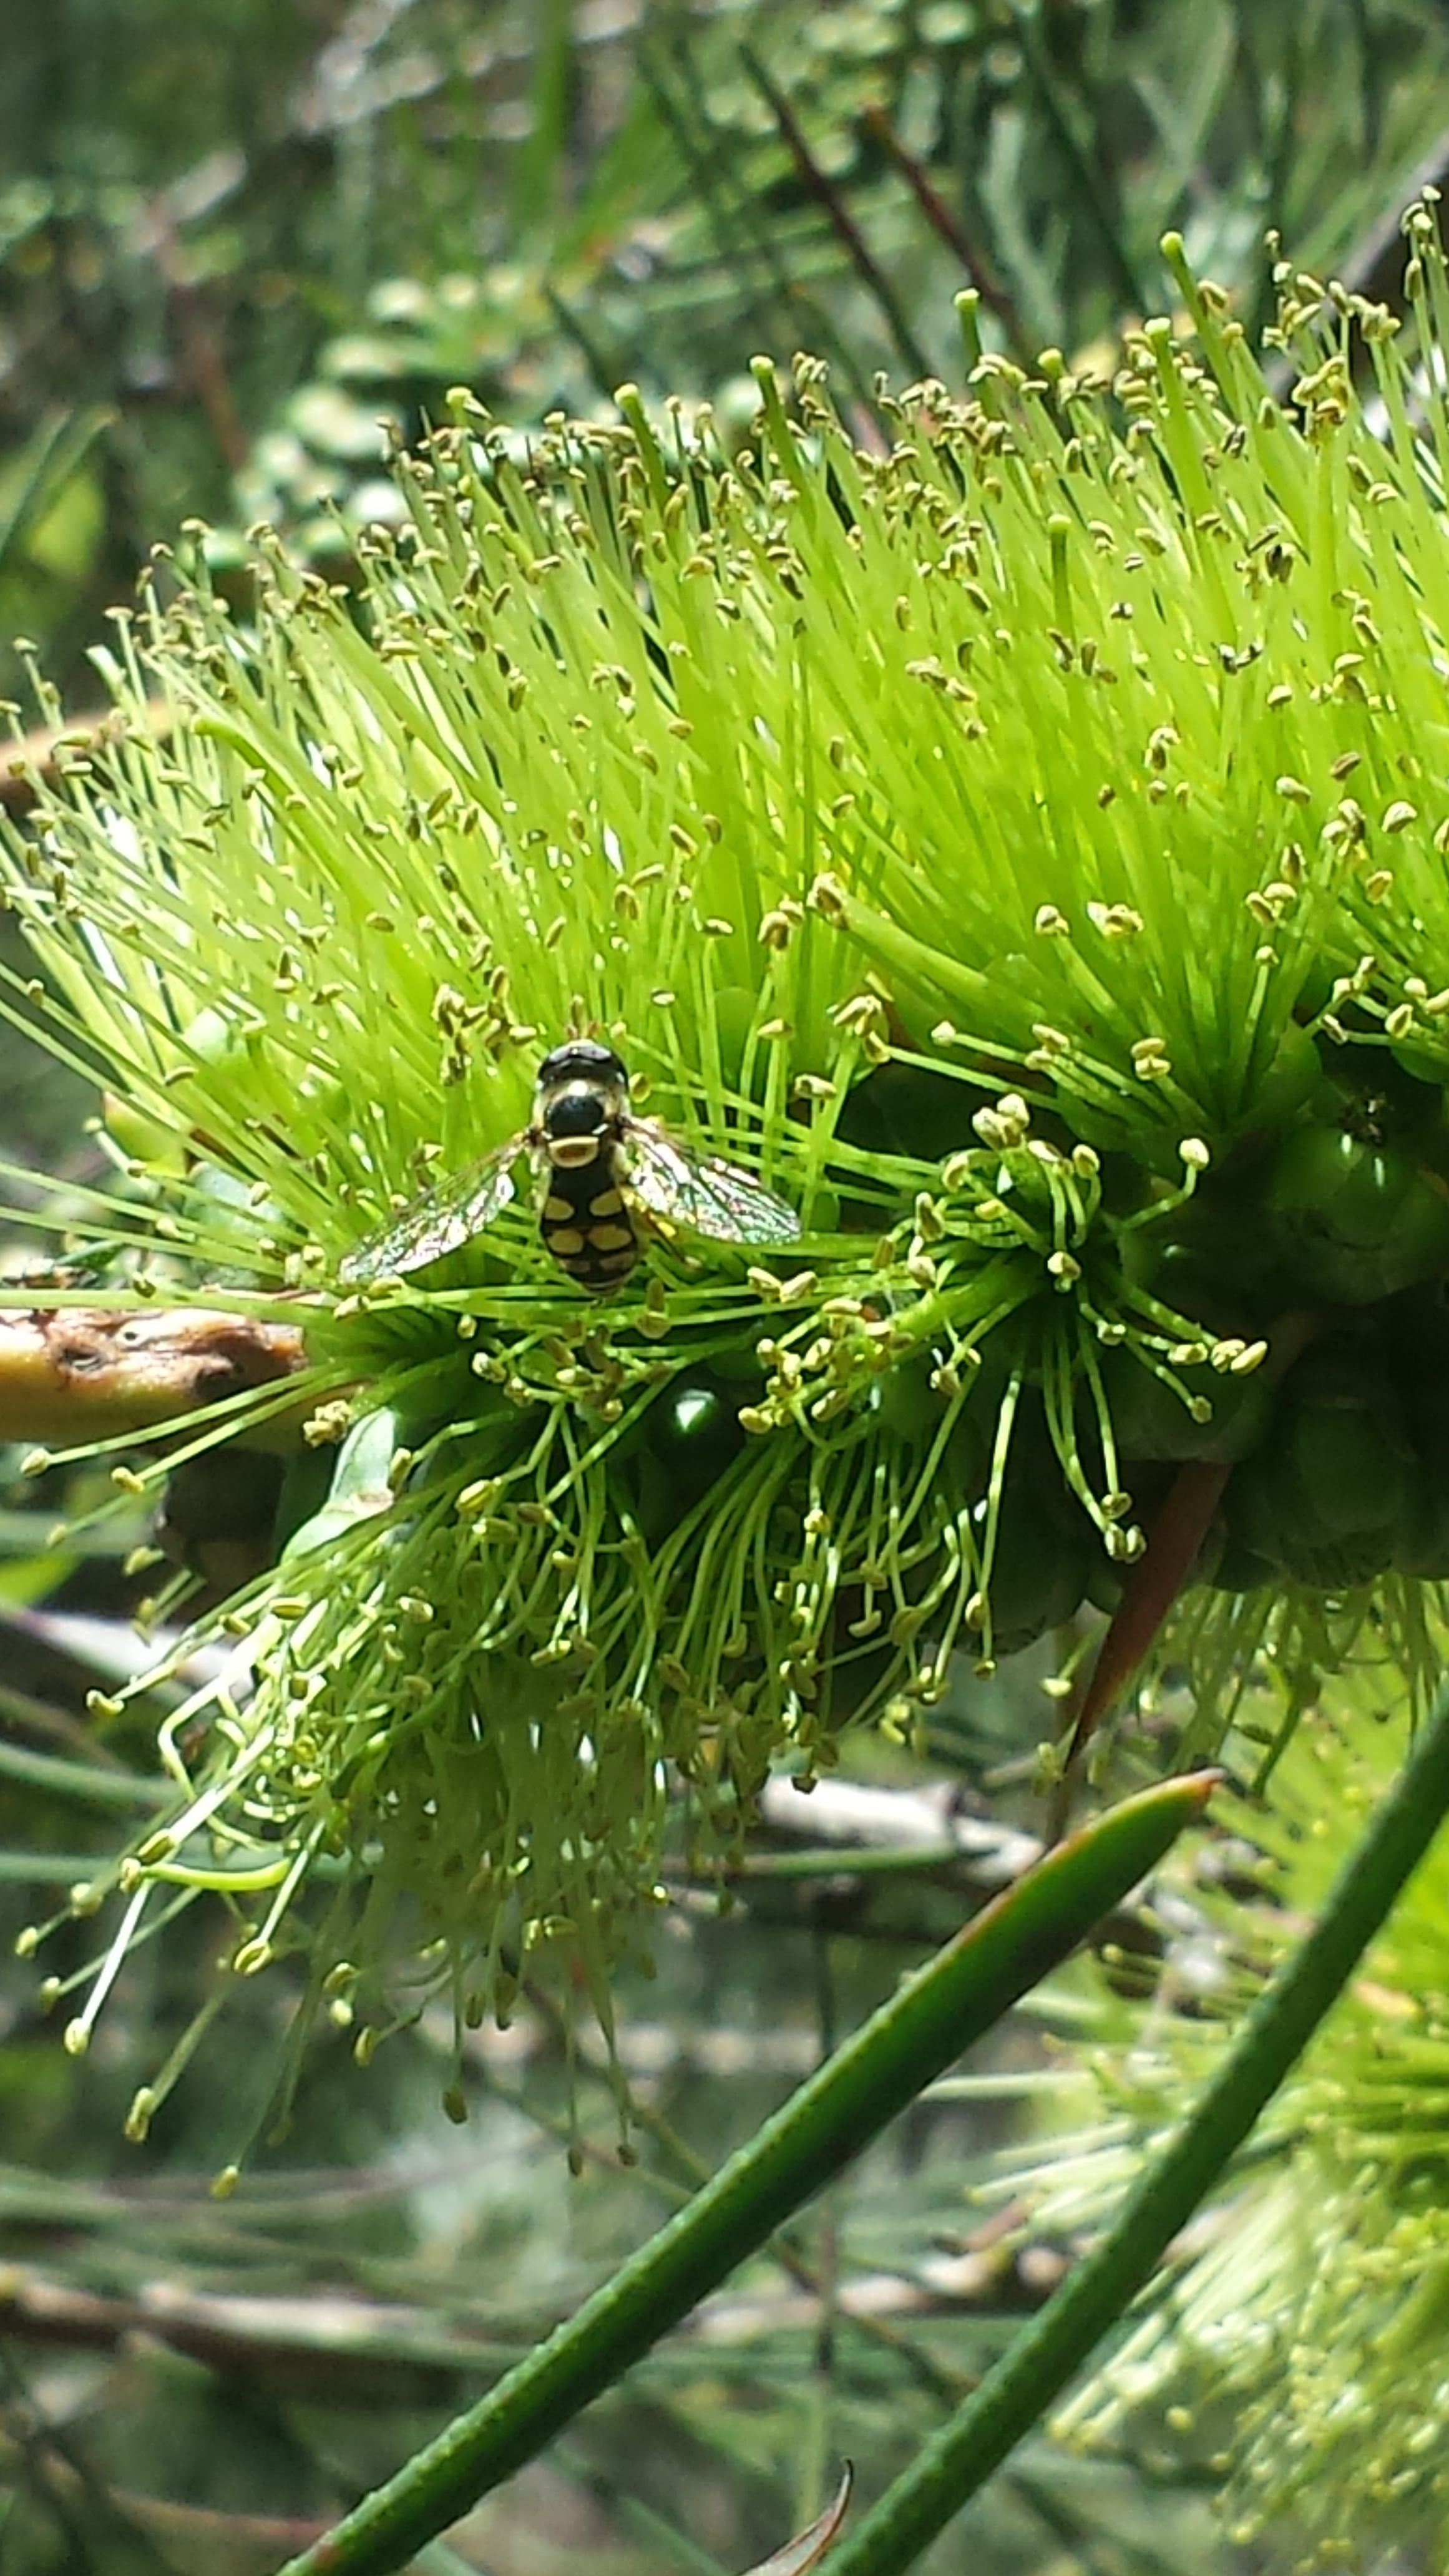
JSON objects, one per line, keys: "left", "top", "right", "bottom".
{"left": 8, "top": 211, "right": 1449, "bottom": 2146}
{"left": 998, "top": 1700, "right": 1449, "bottom": 2566}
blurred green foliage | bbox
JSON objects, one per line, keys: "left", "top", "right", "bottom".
{"left": 4, "top": 2, "right": 1449, "bottom": 2570}
{"left": 4, "top": 0, "right": 1449, "bottom": 704}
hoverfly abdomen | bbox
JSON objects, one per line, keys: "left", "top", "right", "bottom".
{"left": 539, "top": 1148, "right": 641, "bottom": 1290}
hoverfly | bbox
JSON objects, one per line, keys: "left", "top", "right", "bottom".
{"left": 339, "top": 1038, "right": 800, "bottom": 1292}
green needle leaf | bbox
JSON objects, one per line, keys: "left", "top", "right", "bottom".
{"left": 276, "top": 1769, "right": 1217, "bottom": 2576}
{"left": 824, "top": 1676, "right": 1449, "bottom": 2576}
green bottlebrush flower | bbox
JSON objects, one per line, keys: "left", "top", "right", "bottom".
{"left": 11, "top": 208, "right": 1449, "bottom": 2146}
{"left": 993, "top": 1698, "right": 1449, "bottom": 2568}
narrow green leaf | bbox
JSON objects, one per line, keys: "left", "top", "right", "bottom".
{"left": 826, "top": 1681, "right": 1449, "bottom": 2575}
{"left": 0, "top": 1735, "right": 170, "bottom": 1810}
{"left": 276, "top": 1769, "right": 1216, "bottom": 2576}
{"left": 0, "top": 406, "right": 108, "bottom": 573}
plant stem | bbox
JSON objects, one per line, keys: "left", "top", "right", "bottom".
{"left": 826, "top": 1684, "right": 1449, "bottom": 2575}
{"left": 275, "top": 1771, "right": 1216, "bottom": 2576}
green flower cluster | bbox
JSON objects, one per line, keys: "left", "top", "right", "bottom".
{"left": 1003, "top": 1702, "right": 1449, "bottom": 2567}
{"left": 10, "top": 210, "right": 1449, "bottom": 2137}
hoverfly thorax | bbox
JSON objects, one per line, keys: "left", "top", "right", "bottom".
{"left": 534, "top": 1039, "right": 629, "bottom": 1172}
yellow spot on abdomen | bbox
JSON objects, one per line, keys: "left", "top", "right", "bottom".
{"left": 587, "top": 1222, "right": 634, "bottom": 1252}
{"left": 547, "top": 1227, "right": 587, "bottom": 1256}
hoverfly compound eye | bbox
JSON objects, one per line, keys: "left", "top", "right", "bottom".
{"left": 536, "top": 1038, "right": 627, "bottom": 1089}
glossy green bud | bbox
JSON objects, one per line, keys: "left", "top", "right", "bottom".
{"left": 1267, "top": 1125, "right": 1449, "bottom": 1304}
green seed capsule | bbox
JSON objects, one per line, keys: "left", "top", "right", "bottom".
{"left": 974, "top": 1496, "right": 1091, "bottom": 1659}
{"left": 1224, "top": 1344, "right": 1414, "bottom": 1585}
{"left": 1100, "top": 1342, "right": 1269, "bottom": 1466}
{"left": 1394, "top": 1455, "right": 1449, "bottom": 1579}
{"left": 1249, "top": 1019, "right": 1322, "bottom": 1128}
{"left": 1203, "top": 1528, "right": 1281, "bottom": 1594}
{"left": 1083, "top": 1548, "right": 1126, "bottom": 1616}
{"left": 629, "top": 1375, "right": 747, "bottom": 1541}
{"left": 871, "top": 1351, "right": 949, "bottom": 1443}
{"left": 973, "top": 1416, "right": 1091, "bottom": 1657}
{"left": 1267, "top": 1125, "right": 1449, "bottom": 1304}
{"left": 663, "top": 1378, "right": 745, "bottom": 1491}
{"left": 102, "top": 1091, "right": 187, "bottom": 1173}
{"left": 1285, "top": 1355, "right": 1412, "bottom": 1538}
{"left": 1380, "top": 1290, "right": 1449, "bottom": 1578}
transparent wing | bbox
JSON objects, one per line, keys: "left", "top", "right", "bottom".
{"left": 624, "top": 1122, "right": 800, "bottom": 1246}
{"left": 338, "top": 1143, "right": 521, "bottom": 1282}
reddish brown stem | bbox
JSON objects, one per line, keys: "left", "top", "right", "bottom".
{"left": 1068, "top": 1458, "right": 1232, "bottom": 1765}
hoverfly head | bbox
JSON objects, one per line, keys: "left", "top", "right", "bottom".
{"left": 535, "top": 1038, "right": 630, "bottom": 1165}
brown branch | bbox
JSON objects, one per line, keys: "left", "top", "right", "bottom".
{"left": 0, "top": 2414, "right": 321, "bottom": 2576}
{"left": 0, "top": 1306, "right": 310, "bottom": 1448}
{"left": 140, "top": 192, "right": 250, "bottom": 476}
{"left": 739, "top": 46, "right": 934, "bottom": 384}
{"left": 1066, "top": 1309, "right": 1320, "bottom": 1766}
{"left": 1338, "top": 120, "right": 1449, "bottom": 310}
{"left": 1, "top": 703, "right": 173, "bottom": 817}
{"left": 0, "top": 2265, "right": 489, "bottom": 2400}
{"left": 1065, "top": 1456, "right": 1233, "bottom": 1769}
{"left": 860, "top": 105, "right": 1028, "bottom": 354}
{"left": 754, "top": 1773, "right": 1040, "bottom": 1888}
